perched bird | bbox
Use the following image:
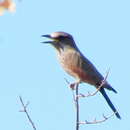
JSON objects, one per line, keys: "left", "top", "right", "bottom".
{"left": 42, "top": 31, "right": 121, "bottom": 119}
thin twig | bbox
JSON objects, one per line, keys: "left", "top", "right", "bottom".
{"left": 77, "top": 69, "right": 110, "bottom": 98}
{"left": 64, "top": 78, "right": 80, "bottom": 130}
{"left": 79, "top": 112, "right": 116, "bottom": 124}
{"left": 64, "top": 78, "right": 77, "bottom": 107}
{"left": 19, "top": 96, "right": 37, "bottom": 130}
{"left": 75, "top": 83, "right": 80, "bottom": 130}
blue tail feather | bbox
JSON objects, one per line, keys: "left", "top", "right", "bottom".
{"left": 100, "top": 88, "right": 121, "bottom": 119}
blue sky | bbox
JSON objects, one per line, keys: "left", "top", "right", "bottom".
{"left": 0, "top": 0, "right": 130, "bottom": 130}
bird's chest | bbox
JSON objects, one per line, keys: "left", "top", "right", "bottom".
{"left": 57, "top": 50, "right": 83, "bottom": 79}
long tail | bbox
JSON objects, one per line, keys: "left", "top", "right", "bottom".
{"left": 100, "top": 88, "right": 121, "bottom": 119}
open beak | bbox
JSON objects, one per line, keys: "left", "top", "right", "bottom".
{"left": 41, "top": 34, "right": 54, "bottom": 44}
{"left": 41, "top": 34, "right": 51, "bottom": 38}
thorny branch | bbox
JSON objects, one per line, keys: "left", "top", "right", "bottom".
{"left": 65, "top": 69, "right": 115, "bottom": 130}
{"left": 19, "top": 96, "right": 37, "bottom": 130}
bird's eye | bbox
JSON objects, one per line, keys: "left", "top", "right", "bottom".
{"left": 58, "top": 36, "right": 65, "bottom": 39}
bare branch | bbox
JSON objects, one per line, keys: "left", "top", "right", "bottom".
{"left": 65, "top": 69, "right": 114, "bottom": 129}
{"left": 75, "top": 82, "right": 80, "bottom": 130}
{"left": 64, "top": 78, "right": 76, "bottom": 104}
{"left": 64, "top": 78, "right": 80, "bottom": 130}
{"left": 79, "top": 112, "right": 116, "bottom": 124}
{"left": 19, "top": 96, "right": 37, "bottom": 130}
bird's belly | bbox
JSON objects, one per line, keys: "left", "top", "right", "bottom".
{"left": 57, "top": 53, "right": 95, "bottom": 85}
{"left": 62, "top": 62, "right": 95, "bottom": 85}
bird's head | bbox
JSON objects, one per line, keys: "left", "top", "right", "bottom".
{"left": 42, "top": 32, "right": 77, "bottom": 52}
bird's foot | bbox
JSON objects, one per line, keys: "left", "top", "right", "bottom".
{"left": 69, "top": 81, "right": 81, "bottom": 90}
{"left": 70, "top": 83, "right": 76, "bottom": 90}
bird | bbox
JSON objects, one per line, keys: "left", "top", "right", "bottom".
{"left": 42, "top": 31, "right": 121, "bottom": 119}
